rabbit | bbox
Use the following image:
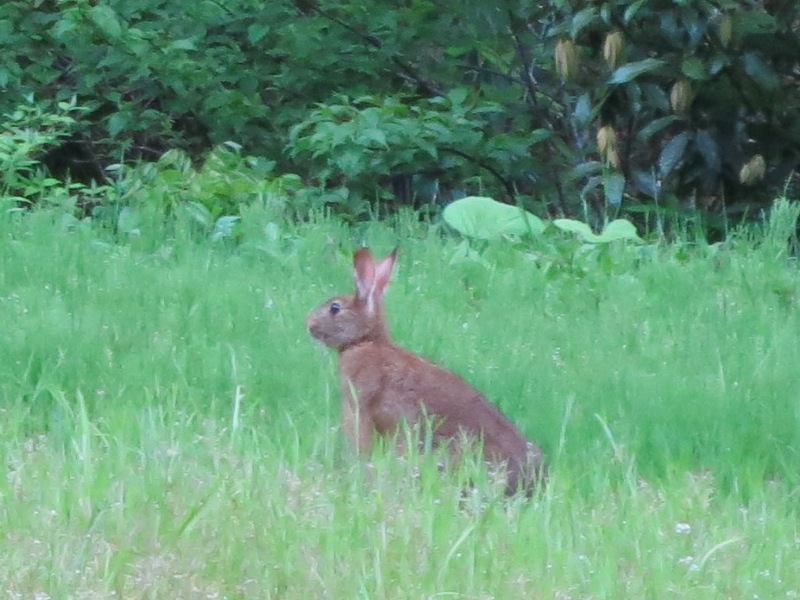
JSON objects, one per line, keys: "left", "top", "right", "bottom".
{"left": 307, "top": 248, "right": 546, "bottom": 496}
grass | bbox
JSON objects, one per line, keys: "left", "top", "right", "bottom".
{"left": 1, "top": 206, "right": 799, "bottom": 598}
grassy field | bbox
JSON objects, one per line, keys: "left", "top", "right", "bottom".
{"left": 1, "top": 206, "right": 799, "bottom": 598}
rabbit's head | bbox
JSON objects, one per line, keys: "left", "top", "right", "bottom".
{"left": 307, "top": 248, "right": 397, "bottom": 351}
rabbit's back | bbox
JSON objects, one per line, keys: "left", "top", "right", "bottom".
{"left": 339, "top": 341, "right": 544, "bottom": 493}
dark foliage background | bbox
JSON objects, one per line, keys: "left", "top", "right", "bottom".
{"left": 1, "top": 0, "right": 799, "bottom": 228}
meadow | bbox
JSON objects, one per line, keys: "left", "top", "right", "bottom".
{"left": 1, "top": 205, "right": 799, "bottom": 599}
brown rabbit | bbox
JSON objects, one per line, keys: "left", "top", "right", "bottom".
{"left": 307, "top": 248, "right": 546, "bottom": 496}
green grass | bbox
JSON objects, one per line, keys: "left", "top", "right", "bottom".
{"left": 1, "top": 207, "right": 799, "bottom": 598}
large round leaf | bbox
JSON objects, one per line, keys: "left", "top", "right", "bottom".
{"left": 598, "top": 219, "right": 642, "bottom": 242}
{"left": 554, "top": 218, "right": 642, "bottom": 243}
{"left": 443, "top": 196, "right": 545, "bottom": 240}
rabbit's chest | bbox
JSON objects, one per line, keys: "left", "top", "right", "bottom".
{"left": 339, "top": 343, "right": 431, "bottom": 434}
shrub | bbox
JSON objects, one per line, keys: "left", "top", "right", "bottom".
{"left": 286, "top": 1, "right": 800, "bottom": 229}
{"left": 1, "top": 0, "right": 798, "bottom": 228}
{"left": 0, "top": 98, "right": 107, "bottom": 214}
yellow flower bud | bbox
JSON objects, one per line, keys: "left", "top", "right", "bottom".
{"left": 670, "top": 79, "right": 693, "bottom": 115}
{"left": 719, "top": 15, "right": 733, "bottom": 48}
{"left": 603, "top": 30, "right": 626, "bottom": 69}
{"left": 597, "top": 126, "right": 621, "bottom": 169}
{"left": 739, "top": 155, "right": 766, "bottom": 185}
{"left": 555, "top": 39, "right": 579, "bottom": 82}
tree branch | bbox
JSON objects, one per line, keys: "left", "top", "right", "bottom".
{"left": 440, "top": 147, "right": 517, "bottom": 202}
{"left": 307, "top": 5, "right": 444, "bottom": 97}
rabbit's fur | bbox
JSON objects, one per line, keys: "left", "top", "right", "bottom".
{"left": 307, "top": 248, "right": 546, "bottom": 496}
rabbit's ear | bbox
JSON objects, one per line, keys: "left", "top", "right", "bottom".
{"left": 373, "top": 248, "right": 397, "bottom": 301}
{"left": 354, "top": 248, "right": 377, "bottom": 306}
{"left": 353, "top": 248, "right": 397, "bottom": 314}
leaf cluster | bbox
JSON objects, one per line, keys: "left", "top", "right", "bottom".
{"left": 1, "top": 0, "right": 799, "bottom": 227}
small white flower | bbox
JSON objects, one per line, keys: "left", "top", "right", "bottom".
{"left": 675, "top": 522, "right": 692, "bottom": 534}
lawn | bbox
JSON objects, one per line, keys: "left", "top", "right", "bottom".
{"left": 1, "top": 206, "right": 798, "bottom": 598}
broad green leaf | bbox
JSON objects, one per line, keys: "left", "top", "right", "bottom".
{"left": 735, "top": 12, "right": 778, "bottom": 36}
{"left": 530, "top": 129, "right": 553, "bottom": 145}
{"left": 642, "top": 83, "right": 671, "bottom": 112}
{"left": 603, "top": 173, "right": 626, "bottom": 206}
{"left": 179, "top": 201, "right": 212, "bottom": 228}
{"left": 107, "top": 113, "right": 130, "bottom": 137}
{"left": 554, "top": 218, "right": 641, "bottom": 243}
{"left": 50, "top": 17, "right": 76, "bottom": 40}
{"left": 609, "top": 59, "right": 666, "bottom": 84}
{"left": 90, "top": 5, "right": 122, "bottom": 40}
{"left": 631, "top": 170, "right": 659, "bottom": 198}
{"left": 599, "top": 4, "right": 611, "bottom": 24}
{"left": 553, "top": 218, "right": 594, "bottom": 239}
{"left": 169, "top": 39, "right": 197, "bottom": 51}
{"left": 571, "top": 8, "right": 597, "bottom": 38}
{"left": 573, "top": 93, "right": 593, "bottom": 129}
{"left": 359, "top": 128, "right": 388, "bottom": 148}
{"left": 212, "top": 215, "right": 241, "bottom": 241}
{"left": 659, "top": 132, "right": 692, "bottom": 177}
{"left": 117, "top": 206, "right": 140, "bottom": 235}
{"left": 580, "top": 176, "right": 603, "bottom": 201}
{"left": 447, "top": 87, "right": 469, "bottom": 106}
{"left": 449, "top": 239, "right": 490, "bottom": 267}
{"left": 681, "top": 56, "right": 708, "bottom": 81}
{"left": 443, "top": 196, "right": 544, "bottom": 240}
{"left": 417, "top": 138, "right": 437, "bottom": 158}
{"left": 247, "top": 24, "right": 270, "bottom": 44}
{"left": 686, "top": 18, "right": 705, "bottom": 48}
{"left": 570, "top": 161, "right": 604, "bottom": 180}
{"left": 637, "top": 116, "right": 678, "bottom": 141}
{"left": 742, "top": 53, "right": 780, "bottom": 91}
{"left": 597, "top": 219, "right": 641, "bottom": 242}
{"left": 0, "top": 19, "right": 11, "bottom": 39}
{"left": 708, "top": 55, "right": 729, "bottom": 76}
{"left": 623, "top": 0, "right": 647, "bottom": 23}
{"left": 445, "top": 45, "right": 471, "bottom": 57}
{"left": 695, "top": 130, "right": 720, "bottom": 173}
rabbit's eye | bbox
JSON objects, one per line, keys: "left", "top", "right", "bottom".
{"left": 329, "top": 301, "right": 341, "bottom": 315}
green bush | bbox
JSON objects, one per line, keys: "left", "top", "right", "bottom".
{"left": 287, "top": 91, "right": 539, "bottom": 209}
{"left": 285, "top": 1, "right": 800, "bottom": 228}
{"left": 0, "top": 100, "right": 309, "bottom": 238}
{"left": 547, "top": 0, "right": 800, "bottom": 221}
{"left": 0, "top": 98, "right": 110, "bottom": 215}
{"left": 1, "top": 1, "right": 798, "bottom": 226}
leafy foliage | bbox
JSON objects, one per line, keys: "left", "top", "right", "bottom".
{"left": 99, "top": 143, "right": 310, "bottom": 239}
{"left": 108, "top": 144, "right": 299, "bottom": 216}
{"left": 1, "top": 0, "right": 799, "bottom": 226}
{"left": 552, "top": 218, "right": 642, "bottom": 244}
{"left": 0, "top": 99, "right": 308, "bottom": 241}
{"left": 0, "top": 98, "right": 112, "bottom": 216}
{"left": 442, "top": 194, "right": 645, "bottom": 281}
{"left": 442, "top": 196, "right": 545, "bottom": 240}
{"left": 288, "top": 91, "right": 545, "bottom": 209}
{"left": 3, "top": 0, "right": 321, "bottom": 170}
